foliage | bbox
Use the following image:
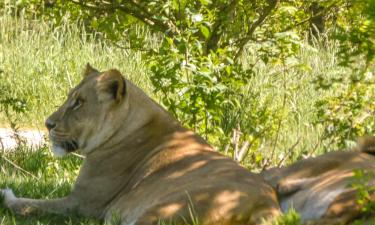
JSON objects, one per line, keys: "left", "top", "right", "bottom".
{"left": 352, "top": 169, "right": 375, "bottom": 214}
{"left": 0, "top": 6, "right": 333, "bottom": 170}
{"left": 315, "top": 75, "right": 375, "bottom": 149}
{"left": 272, "top": 209, "right": 300, "bottom": 225}
{"left": 35, "top": 0, "right": 307, "bottom": 154}
{"left": 314, "top": 0, "right": 375, "bottom": 149}
{"left": 0, "top": 82, "right": 28, "bottom": 131}
{"left": 0, "top": 88, "right": 27, "bottom": 115}
{"left": 1, "top": 0, "right": 374, "bottom": 160}
{"left": 335, "top": 0, "right": 375, "bottom": 67}
{"left": 149, "top": 34, "right": 253, "bottom": 140}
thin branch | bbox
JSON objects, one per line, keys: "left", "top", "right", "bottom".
{"left": 207, "top": 0, "right": 240, "bottom": 52}
{"left": 123, "top": 0, "right": 154, "bottom": 18}
{"left": 127, "top": 0, "right": 178, "bottom": 34}
{"left": 276, "top": 137, "right": 300, "bottom": 167}
{"left": 280, "top": 1, "right": 338, "bottom": 33}
{"left": 69, "top": 0, "right": 171, "bottom": 34}
{"left": 262, "top": 60, "right": 287, "bottom": 170}
{"left": 70, "top": 0, "right": 111, "bottom": 11}
{"left": 262, "top": 114, "right": 283, "bottom": 170}
{"left": 71, "top": 152, "right": 85, "bottom": 159}
{"left": 111, "top": 41, "right": 150, "bottom": 52}
{"left": 0, "top": 154, "right": 38, "bottom": 180}
{"left": 234, "top": 0, "right": 279, "bottom": 61}
{"left": 121, "top": 0, "right": 173, "bottom": 32}
{"left": 236, "top": 141, "right": 250, "bottom": 163}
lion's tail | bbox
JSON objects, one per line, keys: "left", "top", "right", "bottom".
{"left": 357, "top": 136, "right": 375, "bottom": 155}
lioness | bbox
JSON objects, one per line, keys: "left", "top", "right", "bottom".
{"left": 262, "top": 137, "right": 375, "bottom": 225}
{"left": 1, "top": 65, "right": 281, "bottom": 225}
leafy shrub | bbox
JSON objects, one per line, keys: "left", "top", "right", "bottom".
{"left": 314, "top": 0, "right": 375, "bottom": 150}
{"left": 2, "top": 0, "right": 375, "bottom": 165}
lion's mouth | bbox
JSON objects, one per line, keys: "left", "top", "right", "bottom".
{"left": 60, "top": 140, "right": 79, "bottom": 152}
{"left": 49, "top": 131, "right": 79, "bottom": 153}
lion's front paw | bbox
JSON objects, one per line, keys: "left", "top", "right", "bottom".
{"left": 1, "top": 188, "right": 18, "bottom": 208}
{"left": 1, "top": 189, "right": 38, "bottom": 215}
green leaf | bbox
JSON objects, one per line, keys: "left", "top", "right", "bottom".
{"left": 199, "top": 0, "right": 212, "bottom": 6}
{"left": 200, "top": 25, "right": 210, "bottom": 39}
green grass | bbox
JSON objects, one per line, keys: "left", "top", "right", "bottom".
{"left": 0, "top": 9, "right": 152, "bottom": 129}
{"left": 0, "top": 145, "right": 101, "bottom": 224}
{"left": 0, "top": 5, "right": 365, "bottom": 225}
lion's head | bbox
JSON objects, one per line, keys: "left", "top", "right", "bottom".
{"left": 45, "top": 64, "right": 129, "bottom": 157}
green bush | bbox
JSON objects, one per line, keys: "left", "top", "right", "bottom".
{"left": 1, "top": 0, "right": 374, "bottom": 164}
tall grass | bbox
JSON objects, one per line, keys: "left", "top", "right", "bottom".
{"left": 0, "top": 8, "right": 152, "bottom": 128}
{"left": 223, "top": 38, "right": 347, "bottom": 168}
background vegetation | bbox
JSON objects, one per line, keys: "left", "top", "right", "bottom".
{"left": 0, "top": 0, "right": 374, "bottom": 224}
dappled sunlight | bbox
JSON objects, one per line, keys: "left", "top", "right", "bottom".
{"left": 167, "top": 160, "right": 208, "bottom": 179}
{"left": 158, "top": 203, "right": 184, "bottom": 218}
{"left": 210, "top": 190, "right": 245, "bottom": 219}
{"left": 117, "top": 141, "right": 280, "bottom": 225}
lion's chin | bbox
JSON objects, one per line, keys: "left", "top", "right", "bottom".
{"left": 51, "top": 145, "right": 68, "bottom": 157}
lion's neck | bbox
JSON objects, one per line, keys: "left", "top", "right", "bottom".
{"left": 72, "top": 107, "right": 195, "bottom": 205}
{"left": 72, "top": 87, "right": 213, "bottom": 214}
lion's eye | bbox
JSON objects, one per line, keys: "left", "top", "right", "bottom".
{"left": 71, "top": 98, "right": 83, "bottom": 110}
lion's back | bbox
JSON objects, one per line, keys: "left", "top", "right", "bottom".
{"left": 110, "top": 148, "right": 280, "bottom": 225}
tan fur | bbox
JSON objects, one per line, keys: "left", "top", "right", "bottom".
{"left": 357, "top": 136, "right": 375, "bottom": 154}
{"left": 1, "top": 65, "right": 281, "bottom": 225}
{"left": 261, "top": 139, "right": 375, "bottom": 225}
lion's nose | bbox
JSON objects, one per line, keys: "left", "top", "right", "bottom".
{"left": 45, "top": 119, "right": 56, "bottom": 131}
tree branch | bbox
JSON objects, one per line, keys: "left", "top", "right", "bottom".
{"left": 69, "top": 0, "right": 172, "bottom": 34}
{"left": 280, "top": 1, "right": 338, "bottom": 33}
{"left": 126, "top": 0, "right": 178, "bottom": 34}
{"left": 276, "top": 137, "right": 300, "bottom": 167}
{"left": 234, "top": 0, "right": 279, "bottom": 61}
{"left": 206, "top": 0, "right": 239, "bottom": 52}
{"left": 122, "top": 0, "right": 171, "bottom": 31}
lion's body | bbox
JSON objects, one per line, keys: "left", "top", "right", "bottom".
{"left": 262, "top": 143, "right": 375, "bottom": 225}
{"left": 72, "top": 120, "right": 280, "bottom": 225}
{"left": 1, "top": 65, "right": 280, "bottom": 225}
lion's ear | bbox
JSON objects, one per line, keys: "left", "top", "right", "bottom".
{"left": 83, "top": 63, "right": 99, "bottom": 77}
{"left": 97, "top": 69, "right": 126, "bottom": 103}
